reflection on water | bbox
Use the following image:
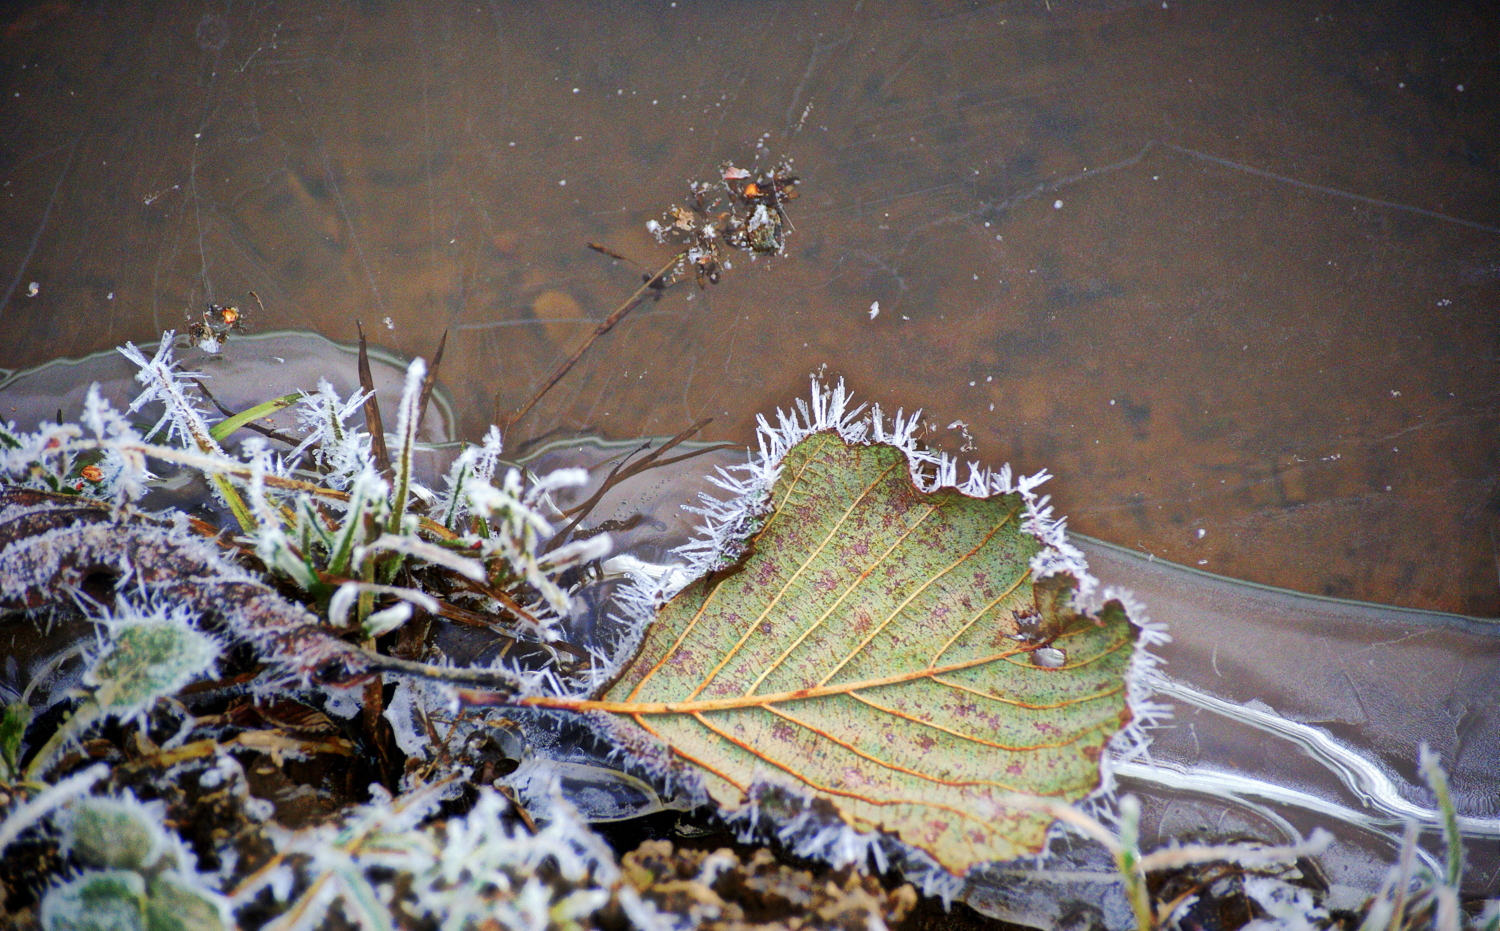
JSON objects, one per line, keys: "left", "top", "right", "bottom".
{"left": 0, "top": 2, "right": 1496, "bottom": 617}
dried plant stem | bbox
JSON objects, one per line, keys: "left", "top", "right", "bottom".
{"left": 416, "top": 328, "right": 448, "bottom": 434}
{"left": 23, "top": 697, "right": 102, "bottom": 780}
{"left": 546, "top": 418, "right": 721, "bottom": 551}
{"left": 356, "top": 321, "right": 392, "bottom": 478}
{"left": 501, "top": 251, "right": 684, "bottom": 433}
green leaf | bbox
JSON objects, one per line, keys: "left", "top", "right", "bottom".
{"left": 28, "top": 611, "right": 220, "bottom": 780}
{"left": 89, "top": 618, "right": 221, "bottom": 720}
{"left": 552, "top": 431, "right": 1138, "bottom": 875}
{"left": 62, "top": 797, "right": 167, "bottom": 872}
{"left": 144, "top": 874, "right": 227, "bottom": 931}
{"left": 210, "top": 472, "right": 258, "bottom": 534}
{"left": 207, "top": 392, "right": 301, "bottom": 443}
{"left": 41, "top": 869, "right": 147, "bottom": 931}
{"left": 0, "top": 699, "right": 31, "bottom": 779}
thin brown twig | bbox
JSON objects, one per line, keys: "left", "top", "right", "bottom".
{"left": 544, "top": 418, "right": 730, "bottom": 551}
{"left": 500, "top": 250, "right": 685, "bottom": 433}
{"left": 356, "top": 321, "right": 392, "bottom": 478}
{"left": 586, "top": 242, "right": 641, "bottom": 267}
{"left": 416, "top": 328, "right": 447, "bottom": 435}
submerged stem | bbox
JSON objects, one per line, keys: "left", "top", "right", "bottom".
{"left": 501, "top": 251, "right": 684, "bottom": 432}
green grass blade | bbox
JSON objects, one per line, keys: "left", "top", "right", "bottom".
{"left": 386, "top": 360, "right": 426, "bottom": 535}
{"left": 208, "top": 393, "right": 301, "bottom": 443}
{"left": 1419, "top": 746, "right": 1464, "bottom": 890}
{"left": 211, "top": 473, "right": 257, "bottom": 532}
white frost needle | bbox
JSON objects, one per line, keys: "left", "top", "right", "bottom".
{"left": 358, "top": 534, "right": 485, "bottom": 581}
{"left": 387, "top": 357, "right": 427, "bottom": 532}
{"left": 328, "top": 581, "right": 440, "bottom": 629}
{"left": 536, "top": 533, "right": 612, "bottom": 572}
{"left": 118, "top": 333, "right": 222, "bottom": 457}
{"left": 290, "top": 377, "right": 373, "bottom": 487}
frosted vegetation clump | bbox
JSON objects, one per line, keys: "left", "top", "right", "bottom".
{"left": 0, "top": 331, "right": 649, "bottom": 927}
{"left": 0, "top": 331, "right": 1494, "bottom": 931}
{"left": 41, "top": 793, "right": 230, "bottom": 931}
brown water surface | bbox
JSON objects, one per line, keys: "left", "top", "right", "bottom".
{"left": 1, "top": 0, "right": 1496, "bottom": 614}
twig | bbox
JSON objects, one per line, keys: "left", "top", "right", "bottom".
{"left": 356, "top": 321, "right": 391, "bottom": 478}
{"left": 545, "top": 418, "right": 732, "bottom": 551}
{"left": 500, "top": 251, "right": 684, "bottom": 433}
{"left": 586, "top": 242, "right": 643, "bottom": 267}
{"left": 416, "top": 328, "right": 447, "bottom": 435}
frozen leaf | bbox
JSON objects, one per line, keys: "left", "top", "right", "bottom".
{"left": 41, "top": 869, "right": 147, "bottom": 931}
{"left": 46, "top": 798, "right": 228, "bottom": 931}
{"left": 26, "top": 603, "right": 222, "bottom": 778}
{"left": 62, "top": 796, "right": 170, "bottom": 872}
{"left": 546, "top": 427, "right": 1143, "bottom": 875}
{"left": 143, "top": 874, "right": 228, "bottom": 931}
{"left": 86, "top": 609, "right": 221, "bottom": 722}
